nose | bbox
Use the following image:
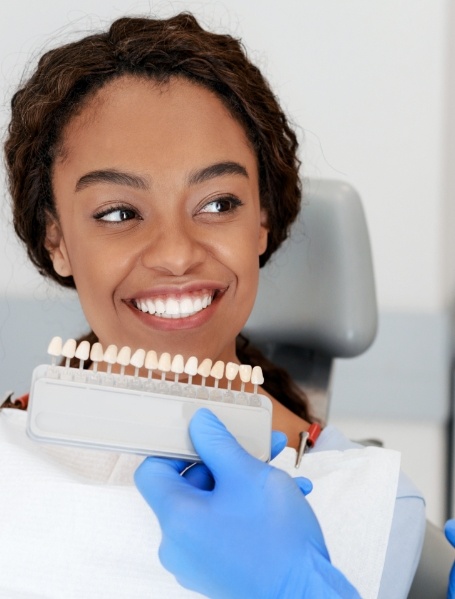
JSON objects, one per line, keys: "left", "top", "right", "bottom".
{"left": 139, "top": 218, "right": 207, "bottom": 276}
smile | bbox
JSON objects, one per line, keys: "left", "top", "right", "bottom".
{"left": 131, "top": 291, "right": 216, "bottom": 319}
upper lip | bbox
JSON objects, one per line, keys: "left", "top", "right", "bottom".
{"left": 126, "top": 281, "right": 228, "bottom": 302}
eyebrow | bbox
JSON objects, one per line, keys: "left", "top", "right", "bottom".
{"left": 75, "top": 169, "right": 149, "bottom": 192}
{"left": 74, "top": 161, "right": 249, "bottom": 193}
{"left": 188, "top": 161, "right": 249, "bottom": 185}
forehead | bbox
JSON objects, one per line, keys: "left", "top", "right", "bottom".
{"left": 55, "top": 75, "right": 258, "bottom": 180}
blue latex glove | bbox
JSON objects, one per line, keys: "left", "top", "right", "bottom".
{"left": 445, "top": 519, "right": 455, "bottom": 599}
{"left": 135, "top": 408, "right": 360, "bottom": 599}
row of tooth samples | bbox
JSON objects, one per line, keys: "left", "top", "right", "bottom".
{"left": 46, "top": 337, "right": 264, "bottom": 406}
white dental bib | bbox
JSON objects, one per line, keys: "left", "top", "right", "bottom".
{"left": 0, "top": 409, "right": 399, "bottom": 599}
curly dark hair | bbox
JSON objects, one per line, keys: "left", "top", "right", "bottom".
{"left": 4, "top": 13, "right": 312, "bottom": 421}
{"left": 5, "top": 13, "right": 301, "bottom": 286}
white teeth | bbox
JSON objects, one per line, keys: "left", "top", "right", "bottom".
{"left": 165, "top": 298, "right": 180, "bottom": 316}
{"left": 146, "top": 299, "right": 155, "bottom": 314}
{"left": 134, "top": 293, "right": 214, "bottom": 318}
{"left": 180, "top": 297, "right": 193, "bottom": 315}
{"left": 155, "top": 299, "right": 165, "bottom": 314}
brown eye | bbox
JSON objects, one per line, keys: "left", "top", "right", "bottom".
{"left": 94, "top": 207, "right": 138, "bottom": 222}
{"left": 199, "top": 196, "right": 243, "bottom": 214}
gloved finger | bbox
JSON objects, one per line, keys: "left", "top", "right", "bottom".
{"left": 189, "top": 408, "right": 262, "bottom": 483}
{"left": 134, "top": 456, "right": 198, "bottom": 518}
{"left": 294, "top": 476, "right": 313, "bottom": 496}
{"left": 182, "top": 462, "right": 215, "bottom": 490}
{"left": 445, "top": 519, "right": 455, "bottom": 546}
{"left": 271, "top": 430, "right": 288, "bottom": 460}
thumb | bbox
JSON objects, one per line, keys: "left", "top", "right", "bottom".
{"left": 189, "top": 408, "right": 259, "bottom": 483}
{"left": 134, "top": 456, "right": 193, "bottom": 519}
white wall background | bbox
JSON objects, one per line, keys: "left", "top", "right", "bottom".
{"left": 0, "top": 0, "right": 451, "bottom": 312}
{"left": 0, "top": 1, "right": 453, "bottom": 524}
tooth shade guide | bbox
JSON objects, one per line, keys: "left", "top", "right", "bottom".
{"left": 43, "top": 339, "right": 269, "bottom": 409}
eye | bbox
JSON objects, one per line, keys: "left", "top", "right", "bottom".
{"left": 93, "top": 205, "right": 139, "bottom": 222}
{"left": 199, "top": 196, "right": 243, "bottom": 214}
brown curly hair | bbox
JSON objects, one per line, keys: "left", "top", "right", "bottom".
{"left": 4, "top": 13, "right": 311, "bottom": 421}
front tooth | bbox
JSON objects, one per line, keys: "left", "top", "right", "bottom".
{"left": 146, "top": 299, "right": 156, "bottom": 314}
{"left": 48, "top": 336, "right": 63, "bottom": 357}
{"left": 180, "top": 297, "right": 194, "bottom": 315}
{"left": 155, "top": 299, "right": 165, "bottom": 314}
{"left": 166, "top": 298, "right": 180, "bottom": 315}
{"left": 193, "top": 297, "right": 202, "bottom": 312}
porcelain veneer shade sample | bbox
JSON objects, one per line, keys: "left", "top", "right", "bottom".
{"left": 47, "top": 336, "right": 63, "bottom": 357}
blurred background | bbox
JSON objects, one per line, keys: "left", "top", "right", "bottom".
{"left": 0, "top": 0, "right": 453, "bottom": 526}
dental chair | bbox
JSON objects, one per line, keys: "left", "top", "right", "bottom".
{"left": 244, "top": 178, "right": 454, "bottom": 599}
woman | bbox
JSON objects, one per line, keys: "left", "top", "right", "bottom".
{"left": 2, "top": 13, "right": 424, "bottom": 598}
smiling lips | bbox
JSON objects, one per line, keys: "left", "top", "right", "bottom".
{"left": 131, "top": 290, "right": 217, "bottom": 319}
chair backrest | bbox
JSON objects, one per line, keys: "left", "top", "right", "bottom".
{"left": 244, "top": 178, "right": 377, "bottom": 421}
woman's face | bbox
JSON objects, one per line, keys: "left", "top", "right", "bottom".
{"left": 48, "top": 76, "right": 268, "bottom": 364}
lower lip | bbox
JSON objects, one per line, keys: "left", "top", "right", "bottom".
{"left": 125, "top": 296, "right": 221, "bottom": 331}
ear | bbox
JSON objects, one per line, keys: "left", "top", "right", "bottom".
{"left": 258, "top": 209, "right": 269, "bottom": 256}
{"left": 45, "top": 217, "right": 73, "bottom": 277}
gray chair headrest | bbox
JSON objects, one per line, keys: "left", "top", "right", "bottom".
{"left": 245, "top": 179, "right": 378, "bottom": 358}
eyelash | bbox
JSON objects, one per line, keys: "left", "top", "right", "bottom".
{"left": 93, "top": 204, "right": 139, "bottom": 223}
{"left": 92, "top": 195, "right": 243, "bottom": 223}
{"left": 198, "top": 195, "right": 243, "bottom": 214}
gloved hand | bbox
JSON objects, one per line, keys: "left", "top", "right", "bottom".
{"left": 445, "top": 519, "right": 455, "bottom": 599}
{"left": 135, "top": 408, "right": 360, "bottom": 599}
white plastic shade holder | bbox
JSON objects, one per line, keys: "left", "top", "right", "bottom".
{"left": 26, "top": 339, "right": 273, "bottom": 462}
